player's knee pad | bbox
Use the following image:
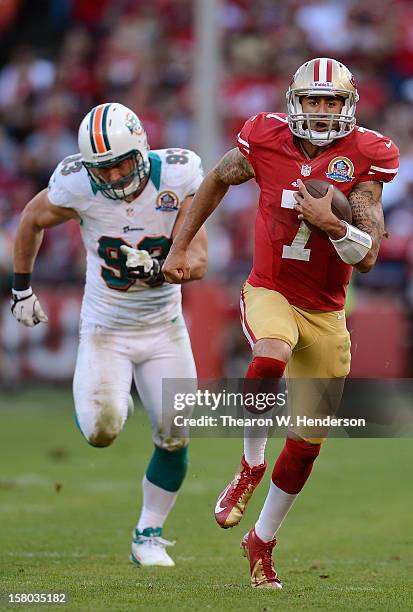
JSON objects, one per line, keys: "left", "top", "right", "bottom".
{"left": 246, "top": 356, "right": 286, "bottom": 380}
{"left": 75, "top": 405, "right": 124, "bottom": 448}
{"left": 318, "top": 333, "right": 351, "bottom": 378}
{"left": 153, "top": 413, "right": 190, "bottom": 452}
{"left": 156, "top": 436, "right": 188, "bottom": 452}
{"left": 87, "top": 430, "right": 118, "bottom": 448}
{"left": 146, "top": 445, "right": 189, "bottom": 492}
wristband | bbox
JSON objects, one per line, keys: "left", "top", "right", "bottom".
{"left": 330, "top": 222, "right": 372, "bottom": 265}
{"left": 13, "top": 272, "right": 32, "bottom": 291}
{"left": 12, "top": 287, "right": 33, "bottom": 299}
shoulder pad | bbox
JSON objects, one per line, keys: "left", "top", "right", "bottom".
{"left": 48, "top": 154, "right": 93, "bottom": 208}
{"left": 153, "top": 148, "right": 204, "bottom": 191}
{"left": 355, "top": 127, "right": 399, "bottom": 183}
{"left": 237, "top": 112, "right": 288, "bottom": 161}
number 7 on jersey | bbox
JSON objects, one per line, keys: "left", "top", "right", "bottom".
{"left": 281, "top": 189, "right": 312, "bottom": 261}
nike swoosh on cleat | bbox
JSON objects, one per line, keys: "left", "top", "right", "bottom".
{"left": 215, "top": 485, "right": 231, "bottom": 513}
{"left": 385, "top": 141, "right": 392, "bottom": 148}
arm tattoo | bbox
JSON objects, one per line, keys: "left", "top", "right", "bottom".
{"left": 348, "top": 181, "right": 385, "bottom": 261}
{"left": 212, "top": 148, "right": 255, "bottom": 186}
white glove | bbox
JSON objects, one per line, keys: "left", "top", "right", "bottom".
{"left": 11, "top": 288, "right": 48, "bottom": 327}
{"left": 120, "top": 245, "right": 155, "bottom": 277}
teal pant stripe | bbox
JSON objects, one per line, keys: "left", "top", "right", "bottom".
{"left": 146, "top": 446, "right": 188, "bottom": 492}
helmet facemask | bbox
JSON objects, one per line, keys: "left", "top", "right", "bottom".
{"left": 287, "top": 90, "right": 357, "bottom": 146}
{"left": 82, "top": 149, "right": 149, "bottom": 201}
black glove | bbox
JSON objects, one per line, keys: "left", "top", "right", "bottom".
{"left": 120, "top": 245, "right": 165, "bottom": 287}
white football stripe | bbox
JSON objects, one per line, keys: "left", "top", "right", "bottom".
{"left": 369, "top": 165, "right": 398, "bottom": 174}
{"left": 237, "top": 135, "right": 250, "bottom": 149}
{"left": 238, "top": 138, "right": 250, "bottom": 153}
{"left": 266, "top": 113, "right": 288, "bottom": 123}
{"left": 239, "top": 294, "right": 254, "bottom": 348}
{"left": 319, "top": 57, "right": 328, "bottom": 82}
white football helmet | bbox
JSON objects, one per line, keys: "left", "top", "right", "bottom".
{"left": 286, "top": 58, "right": 359, "bottom": 146}
{"left": 78, "top": 102, "right": 150, "bottom": 200}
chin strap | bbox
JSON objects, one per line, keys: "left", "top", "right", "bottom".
{"left": 305, "top": 127, "right": 339, "bottom": 146}
{"left": 308, "top": 137, "right": 336, "bottom": 146}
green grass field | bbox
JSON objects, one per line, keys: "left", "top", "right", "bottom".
{"left": 0, "top": 388, "right": 412, "bottom": 611}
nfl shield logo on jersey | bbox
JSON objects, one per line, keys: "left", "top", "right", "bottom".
{"left": 301, "top": 164, "right": 312, "bottom": 177}
{"left": 156, "top": 191, "right": 179, "bottom": 211}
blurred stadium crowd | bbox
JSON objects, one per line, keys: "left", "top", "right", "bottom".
{"left": 1, "top": 0, "right": 413, "bottom": 378}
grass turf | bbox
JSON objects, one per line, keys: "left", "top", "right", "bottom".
{"left": 0, "top": 387, "right": 412, "bottom": 611}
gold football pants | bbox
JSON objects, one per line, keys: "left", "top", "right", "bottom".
{"left": 240, "top": 282, "right": 351, "bottom": 441}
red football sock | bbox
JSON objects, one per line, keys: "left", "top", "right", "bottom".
{"left": 272, "top": 437, "right": 321, "bottom": 495}
{"left": 245, "top": 356, "right": 286, "bottom": 381}
{"left": 244, "top": 356, "right": 286, "bottom": 414}
{"left": 243, "top": 356, "right": 286, "bottom": 466}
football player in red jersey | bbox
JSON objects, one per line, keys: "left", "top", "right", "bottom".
{"left": 163, "top": 58, "right": 399, "bottom": 588}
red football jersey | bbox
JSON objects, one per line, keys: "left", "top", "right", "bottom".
{"left": 237, "top": 112, "right": 399, "bottom": 311}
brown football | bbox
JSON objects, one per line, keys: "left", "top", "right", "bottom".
{"left": 303, "top": 179, "right": 352, "bottom": 232}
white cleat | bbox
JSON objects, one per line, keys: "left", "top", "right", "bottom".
{"left": 130, "top": 528, "right": 176, "bottom": 567}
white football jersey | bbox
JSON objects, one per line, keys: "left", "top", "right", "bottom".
{"left": 48, "top": 148, "right": 204, "bottom": 328}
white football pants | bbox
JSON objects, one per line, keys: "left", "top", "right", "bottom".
{"left": 73, "top": 315, "right": 197, "bottom": 449}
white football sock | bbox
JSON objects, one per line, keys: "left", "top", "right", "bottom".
{"left": 137, "top": 476, "right": 178, "bottom": 531}
{"left": 243, "top": 404, "right": 273, "bottom": 466}
{"left": 254, "top": 481, "right": 297, "bottom": 542}
{"left": 243, "top": 434, "right": 267, "bottom": 467}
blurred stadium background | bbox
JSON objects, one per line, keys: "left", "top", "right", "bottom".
{"left": 1, "top": 2, "right": 413, "bottom": 608}
{"left": 0, "top": 0, "right": 413, "bottom": 382}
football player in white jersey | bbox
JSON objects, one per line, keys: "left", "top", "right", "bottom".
{"left": 11, "top": 102, "right": 208, "bottom": 568}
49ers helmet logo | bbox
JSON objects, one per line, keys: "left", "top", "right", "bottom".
{"left": 326, "top": 156, "right": 354, "bottom": 182}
